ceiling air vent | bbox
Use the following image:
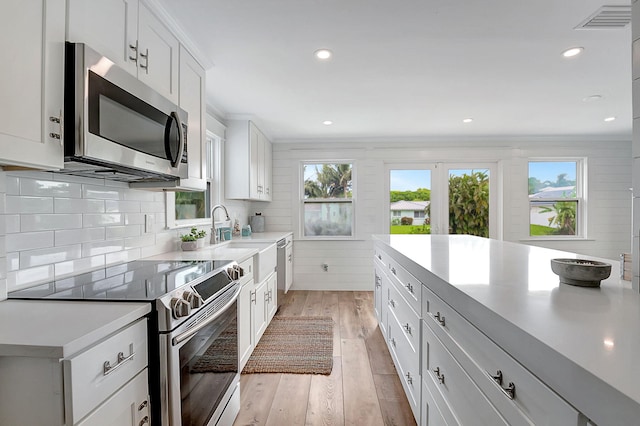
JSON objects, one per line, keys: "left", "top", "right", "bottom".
{"left": 575, "top": 5, "right": 631, "bottom": 29}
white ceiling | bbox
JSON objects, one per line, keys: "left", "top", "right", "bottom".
{"left": 156, "top": 0, "right": 632, "bottom": 142}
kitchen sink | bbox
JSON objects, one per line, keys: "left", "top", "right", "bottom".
{"left": 224, "top": 241, "right": 277, "bottom": 282}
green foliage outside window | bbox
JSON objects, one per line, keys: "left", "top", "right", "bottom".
{"left": 447, "top": 170, "right": 489, "bottom": 237}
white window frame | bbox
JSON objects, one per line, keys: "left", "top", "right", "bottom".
{"left": 165, "top": 131, "right": 222, "bottom": 229}
{"left": 300, "top": 161, "right": 356, "bottom": 240}
{"left": 526, "top": 157, "right": 587, "bottom": 240}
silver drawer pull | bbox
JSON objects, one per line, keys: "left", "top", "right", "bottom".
{"left": 433, "top": 367, "right": 445, "bottom": 384}
{"left": 389, "top": 299, "right": 396, "bottom": 308}
{"left": 405, "top": 283, "right": 414, "bottom": 294}
{"left": 377, "top": 253, "right": 382, "bottom": 260}
{"left": 139, "top": 416, "right": 149, "bottom": 425}
{"left": 391, "top": 267, "right": 397, "bottom": 275}
{"left": 103, "top": 351, "right": 135, "bottom": 376}
{"left": 405, "top": 371, "right": 413, "bottom": 385}
{"left": 434, "top": 311, "right": 446, "bottom": 326}
{"left": 138, "top": 400, "right": 148, "bottom": 411}
{"left": 390, "top": 337, "right": 396, "bottom": 347}
{"left": 486, "top": 370, "right": 516, "bottom": 400}
{"left": 403, "top": 323, "right": 412, "bottom": 335}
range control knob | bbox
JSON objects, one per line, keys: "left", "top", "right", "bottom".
{"left": 170, "top": 297, "right": 191, "bottom": 319}
{"left": 183, "top": 291, "right": 203, "bottom": 309}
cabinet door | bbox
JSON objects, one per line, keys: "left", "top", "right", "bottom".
{"left": 177, "top": 45, "right": 207, "bottom": 190}
{"left": 285, "top": 244, "right": 293, "bottom": 292}
{"left": 263, "top": 136, "right": 272, "bottom": 200}
{"left": 253, "top": 279, "right": 268, "bottom": 343}
{"left": 238, "top": 280, "right": 255, "bottom": 371}
{"left": 137, "top": 2, "right": 179, "bottom": 103}
{"left": 0, "top": 0, "right": 64, "bottom": 170}
{"left": 249, "top": 123, "right": 261, "bottom": 199}
{"left": 66, "top": 0, "right": 138, "bottom": 76}
{"left": 266, "top": 272, "right": 278, "bottom": 322}
{"left": 76, "top": 369, "right": 149, "bottom": 426}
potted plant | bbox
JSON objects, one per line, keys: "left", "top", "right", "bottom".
{"left": 180, "top": 233, "right": 198, "bottom": 251}
{"left": 196, "top": 229, "right": 207, "bottom": 247}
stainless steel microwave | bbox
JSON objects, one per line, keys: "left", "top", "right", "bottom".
{"left": 62, "top": 43, "right": 188, "bottom": 182}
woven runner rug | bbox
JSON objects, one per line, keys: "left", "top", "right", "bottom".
{"left": 242, "top": 316, "right": 334, "bottom": 375}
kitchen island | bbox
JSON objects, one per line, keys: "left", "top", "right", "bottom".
{"left": 373, "top": 234, "right": 640, "bottom": 426}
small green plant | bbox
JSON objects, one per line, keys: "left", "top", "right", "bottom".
{"left": 180, "top": 233, "right": 197, "bottom": 242}
{"left": 197, "top": 230, "right": 207, "bottom": 239}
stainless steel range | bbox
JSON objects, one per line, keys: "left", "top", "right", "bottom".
{"left": 9, "top": 259, "right": 244, "bottom": 426}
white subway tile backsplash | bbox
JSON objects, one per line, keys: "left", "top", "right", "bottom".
{"left": 7, "top": 252, "right": 19, "bottom": 272}
{"left": 106, "top": 225, "right": 142, "bottom": 239}
{"left": 124, "top": 189, "right": 156, "bottom": 202}
{"left": 141, "top": 201, "right": 165, "bottom": 213}
{"left": 53, "top": 173, "right": 106, "bottom": 186}
{"left": 83, "top": 213, "right": 124, "bottom": 227}
{"left": 55, "top": 198, "right": 105, "bottom": 214}
{"left": 55, "top": 227, "right": 105, "bottom": 246}
{"left": 124, "top": 213, "right": 146, "bottom": 225}
{"left": 21, "top": 214, "right": 82, "bottom": 231}
{"left": 6, "top": 231, "right": 54, "bottom": 252}
{"left": 55, "top": 255, "right": 105, "bottom": 279}
{"left": 124, "top": 234, "right": 155, "bottom": 249}
{"left": 7, "top": 264, "right": 55, "bottom": 291}
{"left": 7, "top": 171, "right": 54, "bottom": 180}
{"left": 5, "top": 175, "right": 19, "bottom": 195}
{"left": 20, "top": 178, "right": 82, "bottom": 198}
{"left": 81, "top": 240, "right": 125, "bottom": 257}
{"left": 82, "top": 184, "right": 125, "bottom": 200}
{"left": 105, "top": 248, "right": 141, "bottom": 265}
{"left": 106, "top": 200, "right": 140, "bottom": 213}
{"left": 6, "top": 196, "right": 53, "bottom": 214}
{"left": 20, "top": 244, "right": 82, "bottom": 268}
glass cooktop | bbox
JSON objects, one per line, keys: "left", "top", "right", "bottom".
{"left": 8, "top": 259, "right": 234, "bottom": 302}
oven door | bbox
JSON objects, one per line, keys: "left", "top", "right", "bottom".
{"left": 161, "top": 285, "right": 241, "bottom": 426}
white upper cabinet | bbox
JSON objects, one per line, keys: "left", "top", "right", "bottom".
{"left": 67, "top": 0, "right": 179, "bottom": 103}
{"left": 174, "top": 45, "right": 206, "bottom": 191}
{"left": 226, "top": 120, "right": 273, "bottom": 201}
{"left": 66, "top": 0, "right": 138, "bottom": 75}
{"left": 0, "top": 0, "right": 65, "bottom": 170}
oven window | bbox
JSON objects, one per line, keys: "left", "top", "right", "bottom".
{"left": 179, "top": 300, "right": 238, "bottom": 426}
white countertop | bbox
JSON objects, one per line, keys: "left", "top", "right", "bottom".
{"left": 145, "top": 231, "right": 292, "bottom": 263}
{"left": 0, "top": 301, "right": 150, "bottom": 358}
{"left": 373, "top": 234, "right": 640, "bottom": 425}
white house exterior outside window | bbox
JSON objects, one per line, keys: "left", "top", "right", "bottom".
{"left": 528, "top": 159, "right": 585, "bottom": 238}
{"left": 302, "top": 162, "right": 354, "bottom": 238}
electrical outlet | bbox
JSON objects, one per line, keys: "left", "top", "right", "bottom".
{"left": 144, "top": 214, "right": 154, "bottom": 233}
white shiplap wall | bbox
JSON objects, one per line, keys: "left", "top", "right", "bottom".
{"left": 258, "top": 138, "right": 632, "bottom": 291}
{"left": 632, "top": 0, "right": 640, "bottom": 292}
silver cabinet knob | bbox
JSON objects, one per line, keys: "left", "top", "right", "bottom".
{"left": 434, "top": 311, "right": 446, "bottom": 326}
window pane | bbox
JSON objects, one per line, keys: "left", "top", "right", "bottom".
{"left": 304, "top": 164, "right": 352, "bottom": 199}
{"left": 530, "top": 200, "right": 577, "bottom": 236}
{"left": 528, "top": 162, "right": 577, "bottom": 198}
{"left": 389, "top": 169, "right": 431, "bottom": 234}
{"left": 303, "top": 202, "right": 352, "bottom": 236}
{"left": 175, "top": 188, "right": 209, "bottom": 220}
{"left": 448, "top": 169, "right": 489, "bottom": 237}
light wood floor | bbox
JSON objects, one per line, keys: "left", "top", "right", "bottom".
{"left": 233, "top": 290, "right": 417, "bottom": 426}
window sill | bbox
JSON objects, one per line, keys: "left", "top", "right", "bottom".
{"left": 519, "top": 237, "right": 594, "bottom": 242}
{"left": 167, "top": 218, "right": 211, "bottom": 230}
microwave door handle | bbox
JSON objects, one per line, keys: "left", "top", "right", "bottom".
{"left": 170, "top": 111, "right": 185, "bottom": 168}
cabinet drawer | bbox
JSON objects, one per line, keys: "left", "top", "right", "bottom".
{"left": 64, "top": 319, "right": 148, "bottom": 423}
{"left": 388, "top": 282, "right": 420, "bottom": 355}
{"left": 388, "top": 313, "right": 420, "bottom": 420}
{"left": 238, "top": 257, "right": 254, "bottom": 286}
{"left": 76, "top": 368, "right": 149, "bottom": 426}
{"left": 422, "top": 376, "right": 458, "bottom": 426}
{"left": 373, "top": 246, "right": 388, "bottom": 267}
{"left": 423, "top": 322, "right": 508, "bottom": 426}
{"left": 387, "top": 256, "right": 422, "bottom": 315}
{"left": 422, "top": 287, "right": 580, "bottom": 425}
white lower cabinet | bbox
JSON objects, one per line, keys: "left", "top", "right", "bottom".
{"left": 374, "top": 242, "right": 587, "bottom": 426}
{"left": 0, "top": 317, "right": 149, "bottom": 426}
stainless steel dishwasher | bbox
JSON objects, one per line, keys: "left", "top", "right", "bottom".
{"left": 277, "top": 235, "right": 293, "bottom": 305}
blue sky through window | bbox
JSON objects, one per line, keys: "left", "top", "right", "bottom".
{"left": 390, "top": 170, "right": 431, "bottom": 191}
{"left": 529, "top": 161, "right": 576, "bottom": 183}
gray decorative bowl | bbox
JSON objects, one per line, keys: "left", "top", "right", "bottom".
{"left": 550, "top": 258, "right": 612, "bottom": 287}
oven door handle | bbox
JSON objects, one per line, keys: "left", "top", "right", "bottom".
{"left": 172, "top": 285, "right": 241, "bottom": 346}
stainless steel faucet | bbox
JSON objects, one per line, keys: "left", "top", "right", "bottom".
{"left": 210, "top": 204, "right": 231, "bottom": 244}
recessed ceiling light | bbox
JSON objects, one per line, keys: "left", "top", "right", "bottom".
{"left": 562, "top": 47, "right": 584, "bottom": 58}
{"left": 583, "top": 95, "right": 603, "bottom": 102}
{"left": 604, "top": 116, "right": 616, "bottom": 122}
{"left": 322, "top": 120, "right": 333, "bottom": 125}
{"left": 315, "top": 49, "right": 332, "bottom": 60}
{"left": 462, "top": 118, "right": 473, "bottom": 123}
